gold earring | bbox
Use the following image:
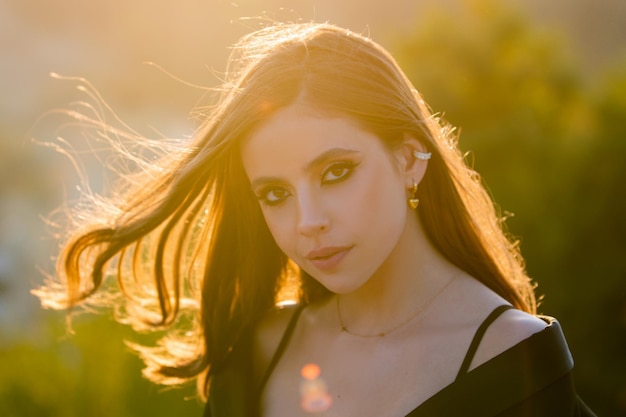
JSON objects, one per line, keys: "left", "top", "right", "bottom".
{"left": 408, "top": 180, "right": 419, "bottom": 209}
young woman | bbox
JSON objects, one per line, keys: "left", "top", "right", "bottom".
{"left": 37, "top": 22, "right": 595, "bottom": 416}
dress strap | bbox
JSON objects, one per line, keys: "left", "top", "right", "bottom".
{"left": 455, "top": 304, "right": 514, "bottom": 380}
{"left": 257, "top": 303, "right": 307, "bottom": 395}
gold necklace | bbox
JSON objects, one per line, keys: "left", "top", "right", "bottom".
{"left": 336, "top": 277, "right": 455, "bottom": 338}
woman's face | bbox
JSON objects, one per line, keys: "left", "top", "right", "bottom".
{"left": 241, "top": 104, "right": 412, "bottom": 294}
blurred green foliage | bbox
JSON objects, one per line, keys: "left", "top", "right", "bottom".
{"left": 2, "top": 1, "right": 624, "bottom": 415}
{"left": 0, "top": 314, "right": 202, "bottom": 417}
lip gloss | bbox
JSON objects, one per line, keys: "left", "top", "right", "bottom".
{"left": 309, "top": 249, "right": 350, "bottom": 271}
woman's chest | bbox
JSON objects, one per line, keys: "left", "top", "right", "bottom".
{"left": 261, "top": 332, "right": 466, "bottom": 417}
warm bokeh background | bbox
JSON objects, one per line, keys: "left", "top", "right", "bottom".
{"left": 1, "top": 0, "right": 625, "bottom": 415}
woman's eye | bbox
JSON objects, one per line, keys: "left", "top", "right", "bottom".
{"left": 258, "top": 187, "right": 290, "bottom": 206}
{"left": 322, "top": 163, "right": 355, "bottom": 184}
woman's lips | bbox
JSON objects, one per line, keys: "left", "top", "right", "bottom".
{"left": 306, "top": 246, "right": 353, "bottom": 271}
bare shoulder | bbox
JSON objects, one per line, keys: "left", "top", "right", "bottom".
{"left": 469, "top": 307, "right": 548, "bottom": 371}
{"left": 253, "top": 303, "right": 302, "bottom": 379}
{"left": 447, "top": 275, "right": 547, "bottom": 369}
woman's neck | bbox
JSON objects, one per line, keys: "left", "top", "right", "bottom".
{"left": 334, "top": 215, "right": 460, "bottom": 335}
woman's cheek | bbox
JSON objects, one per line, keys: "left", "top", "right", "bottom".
{"left": 262, "top": 210, "right": 295, "bottom": 256}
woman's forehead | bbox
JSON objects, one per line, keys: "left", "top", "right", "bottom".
{"left": 241, "top": 105, "right": 383, "bottom": 175}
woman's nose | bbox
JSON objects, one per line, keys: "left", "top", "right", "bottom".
{"left": 296, "top": 192, "right": 329, "bottom": 236}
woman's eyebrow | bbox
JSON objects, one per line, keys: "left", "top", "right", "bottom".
{"left": 249, "top": 148, "right": 360, "bottom": 189}
{"left": 304, "top": 148, "right": 360, "bottom": 172}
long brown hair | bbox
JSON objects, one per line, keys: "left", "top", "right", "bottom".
{"left": 36, "top": 22, "right": 536, "bottom": 399}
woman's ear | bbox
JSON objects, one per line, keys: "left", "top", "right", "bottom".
{"left": 400, "top": 134, "right": 430, "bottom": 189}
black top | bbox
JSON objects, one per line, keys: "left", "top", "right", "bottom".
{"left": 204, "top": 305, "right": 596, "bottom": 417}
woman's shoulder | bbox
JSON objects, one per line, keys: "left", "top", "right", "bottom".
{"left": 256, "top": 302, "right": 302, "bottom": 340}
{"left": 253, "top": 303, "right": 304, "bottom": 379}
{"left": 450, "top": 276, "right": 549, "bottom": 372}
{"left": 416, "top": 313, "right": 581, "bottom": 417}
{"left": 460, "top": 307, "right": 551, "bottom": 376}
